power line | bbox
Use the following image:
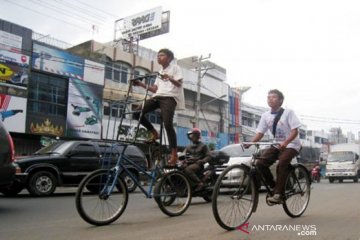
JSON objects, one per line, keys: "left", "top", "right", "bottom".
{"left": 299, "top": 117, "right": 360, "bottom": 125}
{"left": 299, "top": 114, "right": 360, "bottom": 123}
{"left": 55, "top": 0, "right": 109, "bottom": 22}
{"left": 6, "top": 0, "right": 90, "bottom": 31}
{"left": 74, "top": 0, "right": 118, "bottom": 18}
{"left": 30, "top": 0, "right": 103, "bottom": 25}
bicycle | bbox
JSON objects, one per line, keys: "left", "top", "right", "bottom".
{"left": 75, "top": 74, "right": 192, "bottom": 226}
{"left": 211, "top": 142, "right": 311, "bottom": 230}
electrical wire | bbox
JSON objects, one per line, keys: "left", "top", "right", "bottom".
{"left": 5, "top": 0, "right": 90, "bottom": 31}
{"left": 55, "top": 0, "right": 109, "bottom": 22}
{"left": 74, "top": 0, "right": 118, "bottom": 18}
{"left": 29, "top": 0, "right": 104, "bottom": 26}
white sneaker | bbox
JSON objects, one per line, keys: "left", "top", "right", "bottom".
{"left": 267, "top": 194, "right": 283, "bottom": 204}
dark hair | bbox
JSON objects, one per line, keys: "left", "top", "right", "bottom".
{"left": 158, "top": 48, "right": 174, "bottom": 61}
{"left": 268, "top": 89, "right": 284, "bottom": 104}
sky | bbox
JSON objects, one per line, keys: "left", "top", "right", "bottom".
{"left": 1, "top": 0, "right": 360, "bottom": 137}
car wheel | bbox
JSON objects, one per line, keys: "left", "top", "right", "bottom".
{"left": 329, "top": 178, "right": 334, "bottom": 183}
{"left": 0, "top": 182, "right": 24, "bottom": 196}
{"left": 123, "top": 173, "right": 138, "bottom": 193}
{"left": 354, "top": 176, "right": 358, "bottom": 183}
{"left": 27, "top": 171, "right": 57, "bottom": 196}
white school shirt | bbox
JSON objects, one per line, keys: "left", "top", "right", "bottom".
{"left": 256, "top": 108, "right": 302, "bottom": 151}
{"left": 153, "top": 63, "right": 185, "bottom": 110}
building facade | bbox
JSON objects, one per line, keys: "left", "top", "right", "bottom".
{"left": 0, "top": 18, "right": 232, "bottom": 154}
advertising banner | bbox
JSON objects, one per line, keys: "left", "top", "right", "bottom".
{"left": 0, "top": 30, "right": 22, "bottom": 52}
{"left": 121, "top": 7, "right": 163, "bottom": 38}
{"left": 32, "top": 43, "right": 84, "bottom": 80}
{"left": 0, "top": 94, "right": 27, "bottom": 133}
{"left": 0, "top": 49, "right": 30, "bottom": 87}
{"left": 66, "top": 78, "right": 103, "bottom": 139}
{"left": 83, "top": 59, "right": 105, "bottom": 86}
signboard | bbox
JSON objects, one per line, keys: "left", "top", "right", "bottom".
{"left": 27, "top": 114, "right": 65, "bottom": 137}
{"left": 0, "top": 94, "right": 27, "bottom": 133}
{"left": 66, "top": 79, "right": 103, "bottom": 139}
{"left": 0, "top": 30, "right": 22, "bottom": 52}
{"left": 83, "top": 59, "right": 105, "bottom": 86}
{"left": 120, "top": 7, "right": 163, "bottom": 38}
{"left": 139, "top": 11, "right": 170, "bottom": 40}
{"left": 32, "top": 43, "right": 84, "bottom": 80}
{"left": 0, "top": 49, "right": 30, "bottom": 87}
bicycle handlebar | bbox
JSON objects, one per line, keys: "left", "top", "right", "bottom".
{"left": 129, "top": 72, "right": 159, "bottom": 82}
{"left": 242, "top": 142, "right": 281, "bottom": 147}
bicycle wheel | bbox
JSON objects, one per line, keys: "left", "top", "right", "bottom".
{"left": 282, "top": 164, "right": 311, "bottom": 218}
{"left": 76, "top": 169, "right": 129, "bottom": 226}
{"left": 212, "top": 164, "right": 257, "bottom": 231}
{"left": 154, "top": 171, "right": 192, "bottom": 217}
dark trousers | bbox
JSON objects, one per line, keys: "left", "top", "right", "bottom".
{"left": 256, "top": 147, "right": 298, "bottom": 194}
{"left": 184, "top": 163, "right": 203, "bottom": 185}
{"left": 134, "top": 96, "right": 177, "bottom": 149}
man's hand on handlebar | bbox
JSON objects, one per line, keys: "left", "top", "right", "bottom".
{"left": 279, "top": 142, "right": 288, "bottom": 151}
{"left": 159, "top": 73, "right": 171, "bottom": 81}
{"left": 243, "top": 143, "right": 252, "bottom": 149}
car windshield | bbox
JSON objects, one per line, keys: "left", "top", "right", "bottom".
{"left": 220, "top": 145, "right": 255, "bottom": 158}
{"left": 328, "top": 151, "right": 355, "bottom": 162}
{"left": 34, "top": 141, "right": 74, "bottom": 155}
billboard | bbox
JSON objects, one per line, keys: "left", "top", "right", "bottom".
{"left": 66, "top": 78, "right": 103, "bottom": 139}
{"left": 0, "top": 94, "right": 27, "bottom": 133}
{"left": 117, "top": 7, "right": 163, "bottom": 39}
{"left": 0, "top": 49, "right": 30, "bottom": 87}
{"left": 139, "top": 11, "right": 170, "bottom": 40}
{"left": 83, "top": 59, "right": 105, "bottom": 86}
{"left": 32, "top": 43, "right": 84, "bottom": 80}
{"left": 0, "top": 30, "right": 22, "bottom": 52}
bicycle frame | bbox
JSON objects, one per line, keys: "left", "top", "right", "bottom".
{"left": 240, "top": 142, "right": 305, "bottom": 212}
{"left": 99, "top": 72, "right": 170, "bottom": 197}
{"left": 100, "top": 141, "right": 164, "bottom": 198}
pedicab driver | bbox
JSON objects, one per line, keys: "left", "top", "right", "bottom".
{"left": 183, "top": 128, "right": 211, "bottom": 191}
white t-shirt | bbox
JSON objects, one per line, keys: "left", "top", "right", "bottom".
{"left": 153, "top": 63, "right": 185, "bottom": 110}
{"left": 256, "top": 108, "right": 302, "bottom": 151}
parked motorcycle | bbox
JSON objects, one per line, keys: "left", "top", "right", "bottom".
{"left": 178, "top": 150, "right": 230, "bottom": 202}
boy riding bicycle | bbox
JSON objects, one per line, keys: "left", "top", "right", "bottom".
{"left": 245, "top": 89, "right": 302, "bottom": 204}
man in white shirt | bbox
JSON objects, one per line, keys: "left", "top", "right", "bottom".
{"left": 133, "top": 49, "right": 185, "bottom": 165}
{"left": 245, "top": 89, "right": 302, "bottom": 204}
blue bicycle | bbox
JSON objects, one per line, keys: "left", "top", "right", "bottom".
{"left": 75, "top": 74, "right": 192, "bottom": 226}
{"left": 75, "top": 142, "right": 192, "bottom": 226}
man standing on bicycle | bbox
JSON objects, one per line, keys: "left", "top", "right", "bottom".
{"left": 133, "top": 49, "right": 185, "bottom": 165}
{"left": 183, "top": 128, "right": 211, "bottom": 191}
{"left": 245, "top": 89, "right": 302, "bottom": 204}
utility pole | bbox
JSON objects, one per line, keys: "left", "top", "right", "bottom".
{"left": 193, "top": 54, "right": 212, "bottom": 128}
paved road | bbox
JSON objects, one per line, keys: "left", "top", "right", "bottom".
{"left": 1, "top": 181, "right": 360, "bottom": 240}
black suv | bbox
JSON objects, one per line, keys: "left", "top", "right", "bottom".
{"left": 1, "top": 140, "right": 148, "bottom": 196}
{"left": 0, "top": 121, "right": 16, "bottom": 189}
